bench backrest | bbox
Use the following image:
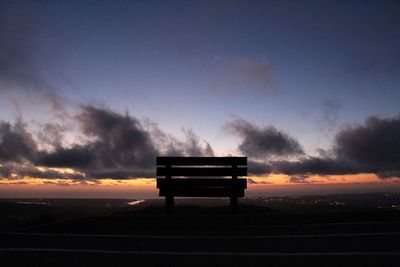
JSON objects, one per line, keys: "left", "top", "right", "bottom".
{"left": 156, "top": 157, "right": 247, "bottom": 197}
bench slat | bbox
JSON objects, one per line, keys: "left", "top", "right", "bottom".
{"left": 159, "top": 187, "right": 245, "bottom": 197}
{"left": 157, "top": 157, "right": 247, "bottom": 166}
{"left": 157, "top": 167, "right": 247, "bottom": 177}
{"left": 157, "top": 178, "right": 247, "bottom": 189}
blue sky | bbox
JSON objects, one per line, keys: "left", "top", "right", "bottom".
{"left": 5, "top": 1, "right": 398, "bottom": 152}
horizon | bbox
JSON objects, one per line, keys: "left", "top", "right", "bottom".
{"left": 1, "top": 0, "right": 400, "bottom": 198}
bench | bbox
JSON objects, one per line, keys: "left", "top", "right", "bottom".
{"left": 156, "top": 157, "right": 247, "bottom": 214}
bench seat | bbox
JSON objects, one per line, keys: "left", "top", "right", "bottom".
{"left": 157, "top": 178, "right": 247, "bottom": 197}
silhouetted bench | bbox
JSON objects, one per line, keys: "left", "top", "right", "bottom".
{"left": 156, "top": 157, "right": 247, "bottom": 214}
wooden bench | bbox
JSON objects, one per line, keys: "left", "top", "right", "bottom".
{"left": 156, "top": 157, "right": 247, "bottom": 214}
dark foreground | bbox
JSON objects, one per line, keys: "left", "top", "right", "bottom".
{"left": 1, "top": 195, "right": 400, "bottom": 266}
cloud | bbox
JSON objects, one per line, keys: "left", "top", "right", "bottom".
{"left": 0, "top": 162, "right": 85, "bottom": 180}
{"left": 289, "top": 174, "right": 311, "bottom": 184}
{"left": 0, "top": 163, "right": 11, "bottom": 178}
{"left": 247, "top": 178, "right": 258, "bottom": 184}
{"left": 82, "top": 168, "right": 153, "bottom": 180}
{"left": 36, "top": 122, "right": 67, "bottom": 149}
{"left": 376, "top": 171, "right": 400, "bottom": 179}
{"left": 0, "top": 2, "right": 49, "bottom": 94}
{"left": 35, "top": 106, "right": 158, "bottom": 178}
{"left": 269, "top": 115, "right": 400, "bottom": 179}
{"left": 334, "top": 116, "right": 400, "bottom": 171}
{"left": 76, "top": 106, "right": 158, "bottom": 168}
{"left": 178, "top": 129, "right": 215, "bottom": 157}
{"left": 228, "top": 57, "right": 277, "bottom": 91}
{"left": 36, "top": 146, "right": 93, "bottom": 169}
{"left": 272, "top": 157, "right": 361, "bottom": 176}
{"left": 205, "top": 56, "right": 278, "bottom": 93}
{"left": 0, "top": 2, "right": 66, "bottom": 114}
{"left": 318, "top": 98, "right": 342, "bottom": 134}
{"left": 248, "top": 160, "right": 272, "bottom": 175}
{"left": 246, "top": 177, "right": 273, "bottom": 185}
{"left": 33, "top": 105, "right": 215, "bottom": 179}
{"left": 2, "top": 106, "right": 399, "bottom": 182}
{"left": 148, "top": 121, "right": 214, "bottom": 158}
{"left": 0, "top": 120, "right": 37, "bottom": 162}
{"left": 226, "top": 117, "right": 303, "bottom": 159}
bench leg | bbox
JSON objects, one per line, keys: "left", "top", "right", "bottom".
{"left": 230, "top": 196, "right": 237, "bottom": 214}
{"left": 166, "top": 195, "right": 174, "bottom": 215}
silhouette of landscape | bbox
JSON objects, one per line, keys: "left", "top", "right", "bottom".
{"left": 2, "top": 193, "right": 400, "bottom": 266}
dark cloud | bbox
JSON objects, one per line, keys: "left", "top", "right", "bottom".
{"left": 272, "top": 157, "right": 362, "bottom": 176}
{"left": 35, "top": 106, "right": 214, "bottom": 179}
{"left": 0, "top": 162, "right": 85, "bottom": 180}
{"left": 20, "top": 167, "right": 85, "bottom": 180}
{"left": 36, "top": 122, "right": 67, "bottom": 149}
{"left": 37, "top": 146, "right": 93, "bottom": 169}
{"left": 0, "top": 163, "right": 11, "bottom": 178}
{"left": 76, "top": 106, "right": 158, "bottom": 169}
{"left": 226, "top": 118, "right": 303, "bottom": 159}
{"left": 248, "top": 160, "right": 272, "bottom": 175}
{"left": 269, "top": 115, "right": 400, "bottom": 179}
{"left": 335, "top": 116, "right": 400, "bottom": 171}
{"left": 84, "top": 168, "right": 153, "bottom": 180}
{"left": 376, "top": 171, "right": 400, "bottom": 179}
{"left": 0, "top": 120, "right": 36, "bottom": 162}
{"left": 2, "top": 107, "right": 399, "bottom": 181}
{"left": 0, "top": 105, "right": 215, "bottom": 180}
{"left": 36, "top": 106, "right": 158, "bottom": 177}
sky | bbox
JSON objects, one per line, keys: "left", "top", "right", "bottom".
{"left": 1, "top": 0, "right": 400, "bottom": 198}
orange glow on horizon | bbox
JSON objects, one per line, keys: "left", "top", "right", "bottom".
{"left": 248, "top": 173, "right": 390, "bottom": 185}
{"left": 1, "top": 167, "right": 400, "bottom": 198}
{"left": 1, "top": 173, "right": 399, "bottom": 189}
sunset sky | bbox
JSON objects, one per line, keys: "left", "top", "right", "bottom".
{"left": 1, "top": 0, "right": 400, "bottom": 198}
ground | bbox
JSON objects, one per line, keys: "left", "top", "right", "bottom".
{"left": 1, "top": 194, "right": 400, "bottom": 266}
